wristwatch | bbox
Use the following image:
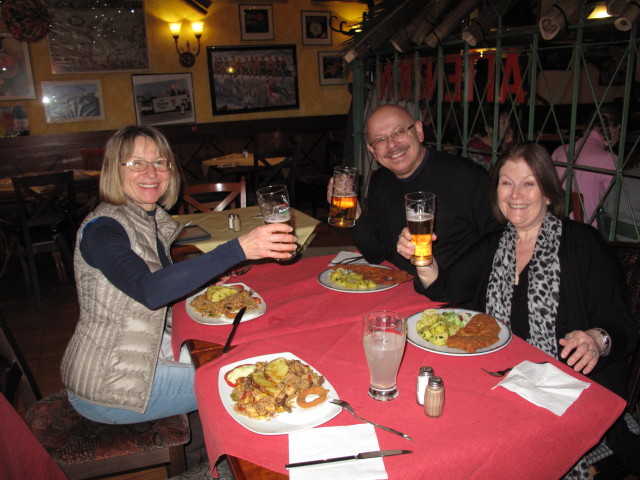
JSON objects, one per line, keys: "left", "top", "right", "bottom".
{"left": 589, "top": 328, "right": 611, "bottom": 357}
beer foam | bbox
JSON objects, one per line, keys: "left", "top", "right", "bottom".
{"left": 407, "top": 213, "right": 434, "bottom": 222}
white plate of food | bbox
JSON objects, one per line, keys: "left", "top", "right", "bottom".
{"left": 186, "top": 282, "right": 266, "bottom": 325}
{"left": 218, "top": 352, "right": 341, "bottom": 435}
{"left": 407, "top": 308, "right": 512, "bottom": 356}
{"left": 317, "top": 264, "right": 409, "bottom": 293}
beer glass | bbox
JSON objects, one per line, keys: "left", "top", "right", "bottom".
{"left": 329, "top": 166, "right": 359, "bottom": 227}
{"left": 363, "top": 311, "right": 407, "bottom": 401}
{"left": 256, "top": 184, "right": 298, "bottom": 260}
{"left": 405, "top": 192, "right": 435, "bottom": 266}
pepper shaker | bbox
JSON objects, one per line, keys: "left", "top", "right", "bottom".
{"left": 416, "top": 366, "right": 434, "bottom": 405}
{"left": 232, "top": 214, "right": 242, "bottom": 232}
{"left": 424, "top": 376, "right": 445, "bottom": 417}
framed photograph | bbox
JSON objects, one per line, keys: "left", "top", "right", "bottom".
{"left": 41, "top": 80, "right": 105, "bottom": 123}
{"left": 48, "top": 0, "right": 149, "bottom": 73}
{"left": 239, "top": 5, "right": 274, "bottom": 41}
{"left": 0, "top": 32, "right": 36, "bottom": 100}
{"left": 207, "top": 45, "right": 299, "bottom": 115}
{"left": 318, "top": 51, "right": 347, "bottom": 85}
{"left": 131, "top": 73, "right": 196, "bottom": 126}
{"left": 301, "top": 11, "right": 332, "bottom": 45}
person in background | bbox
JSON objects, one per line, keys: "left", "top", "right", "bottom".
{"left": 603, "top": 160, "right": 640, "bottom": 242}
{"left": 398, "top": 142, "right": 637, "bottom": 477}
{"left": 328, "top": 104, "right": 499, "bottom": 274}
{"left": 61, "top": 125, "right": 297, "bottom": 424}
{"left": 467, "top": 106, "right": 515, "bottom": 171}
{"left": 552, "top": 105, "right": 621, "bottom": 225}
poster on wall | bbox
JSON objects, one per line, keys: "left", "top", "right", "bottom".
{"left": 0, "top": 32, "right": 36, "bottom": 100}
{"left": 207, "top": 45, "right": 299, "bottom": 115}
{"left": 41, "top": 80, "right": 105, "bottom": 123}
{"left": 131, "top": 73, "right": 196, "bottom": 126}
{"left": 47, "top": 0, "right": 149, "bottom": 74}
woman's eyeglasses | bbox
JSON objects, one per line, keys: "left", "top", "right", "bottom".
{"left": 121, "top": 159, "right": 172, "bottom": 172}
{"left": 369, "top": 124, "right": 416, "bottom": 149}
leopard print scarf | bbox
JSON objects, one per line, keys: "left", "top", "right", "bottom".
{"left": 485, "top": 212, "right": 562, "bottom": 357}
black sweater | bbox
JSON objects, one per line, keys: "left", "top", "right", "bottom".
{"left": 350, "top": 148, "right": 500, "bottom": 275}
{"left": 423, "top": 219, "right": 637, "bottom": 396}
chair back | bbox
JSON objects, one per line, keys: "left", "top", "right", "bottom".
{"left": 253, "top": 148, "right": 298, "bottom": 201}
{"left": 597, "top": 208, "right": 640, "bottom": 242}
{"left": 0, "top": 311, "right": 41, "bottom": 412}
{"left": 570, "top": 191, "right": 585, "bottom": 223}
{"left": 81, "top": 148, "right": 105, "bottom": 171}
{"left": 179, "top": 176, "right": 246, "bottom": 214}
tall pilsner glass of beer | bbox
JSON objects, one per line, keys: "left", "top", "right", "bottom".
{"left": 256, "top": 184, "right": 298, "bottom": 261}
{"left": 404, "top": 192, "right": 435, "bottom": 266}
{"left": 329, "top": 166, "right": 359, "bottom": 227}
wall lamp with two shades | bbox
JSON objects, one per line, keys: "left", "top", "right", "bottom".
{"left": 169, "top": 21, "right": 203, "bottom": 67}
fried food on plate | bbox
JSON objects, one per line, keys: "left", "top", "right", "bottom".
{"left": 190, "top": 284, "right": 260, "bottom": 319}
{"left": 330, "top": 264, "right": 412, "bottom": 285}
{"left": 445, "top": 313, "right": 500, "bottom": 353}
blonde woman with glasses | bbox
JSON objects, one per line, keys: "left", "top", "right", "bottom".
{"left": 61, "top": 125, "right": 296, "bottom": 424}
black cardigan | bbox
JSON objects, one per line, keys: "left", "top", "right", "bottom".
{"left": 422, "top": 219, "right": 637, "bottom": 396}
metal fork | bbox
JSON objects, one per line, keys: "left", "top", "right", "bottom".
{"left": 333, "top": 255, "right": 365, "bottom": 265}
{"left": 481, "top": 361, "right": 549, "bottom": 377}
{"left": 329, "top": 398, "right": 413, "bottom": 441}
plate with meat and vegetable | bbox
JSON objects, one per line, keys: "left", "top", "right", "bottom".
{"left": 407, "top": 308, "right": 512, "bottom": 356}
{"left": 218, "top": 352, "right": 341, "bottom": 434}
{"left": 186, "top": 283, "right": 266, "bottom": 325}
{"left": 317, "top": 264, "right": 412, "bottom": 293}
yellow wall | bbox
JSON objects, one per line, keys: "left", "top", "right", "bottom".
{"left": 0, "top": 0, "right": 365, "bottom": 136}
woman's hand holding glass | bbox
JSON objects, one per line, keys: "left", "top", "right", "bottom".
{"left": 397, "top": 228, "right": 439, "bottom": 287}
{"left": 558, "top": 330, "right": 601, "bottom": 375}
{"left": 238, "top": 223, "right": 297, "bottom": 261}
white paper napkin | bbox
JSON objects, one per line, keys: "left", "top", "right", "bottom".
{"left": 329, "top": 251, "right": 368, "bottom": 266}
{"left": 493, "top": 360, "right": 591, "bottom": 416}
{"left": 288, "top": 424, "right": 388, "bottom": 480}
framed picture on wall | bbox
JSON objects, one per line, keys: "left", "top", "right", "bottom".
{"left": 41, "top": 80, "right": 105, "bottom": 123}
{"left": 131, "top": 73, "right": 195, "bottom": 126}
{"left": 0, "top": 32, "right": 36, "bottom": 100}
{"left": 318, "top": 51, "right": 346, "bottom": 85}
{"left": 239, "top": 4, "right": 274, "bottom": 41}
{"left": 207, "top": 45, "right": 299, "bottom": 115}
{"left": 301, "top": 11, "right": 332, "bottom": 45}
{"left": 47, "top": 0, "right": 149, "bottom": 73}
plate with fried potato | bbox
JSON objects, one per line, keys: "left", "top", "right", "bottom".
{"left": 407, "top": 308, "right": 511, "bottom": 356}
{"left": 218, "top": 352, "right": 341, "bottom": 434}
{"left": 186, "top": 282, "right": 266, "bottom": 325}
{"left": 317, "top": 265, "right": 402, "bottom": 293}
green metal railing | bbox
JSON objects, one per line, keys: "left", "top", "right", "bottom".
{"left": 350, "top": 12, "right": 640, "bottom": 242}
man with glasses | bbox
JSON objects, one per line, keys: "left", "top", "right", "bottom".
{"left": 339, "top": 104, "right": 499, "bottom": 273}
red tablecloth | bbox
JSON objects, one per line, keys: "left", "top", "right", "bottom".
{"left": 0, "top": 395, "right": 67, "bottom": 480}
{"left": 171, "top": 255, "right": 626, "bottom": 479}
{"left": 195, "top": 323, "right": 624, "bottom": 479}
{"left": 171, "top": 255, "right": 436, "bottom": 359}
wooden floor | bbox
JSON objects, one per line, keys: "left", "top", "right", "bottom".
{"left": 0, "top": 207, "right": 353, "bottom": 480}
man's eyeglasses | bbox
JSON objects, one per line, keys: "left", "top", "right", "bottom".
{"left": 369, "top": 124, "right": 416, "bottom": 149}
{"left": 121, "top": 159, "right": 172, "bottom": 172}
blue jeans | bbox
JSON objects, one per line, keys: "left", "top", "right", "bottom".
{"left": 68, "top": 362, "right": 197, "bottom": 424}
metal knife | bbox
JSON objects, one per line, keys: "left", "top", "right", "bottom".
{"left": 222, "top": 306, "right": 246, "bottom": 354}
{"left": 285, "top": 449, "right": 412, "bottom": 469}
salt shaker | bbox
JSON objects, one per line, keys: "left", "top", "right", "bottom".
{"left": 227, "top": 214, "right": 234, "bottom": 230}
{"left": 416, "top": 366, "right": 434, "bottom": 405}
{"left": 424, "top": 376, "right": 445, "bottom": 417}
{"left": 232, "top": 214, "right": 242, "bottom": 232}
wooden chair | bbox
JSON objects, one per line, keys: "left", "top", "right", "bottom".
{"left": 12, "top": 171, "right": 78, "bottom": 305}
{"left": 80, "top": 147, "right": 105, "bottom": 171}
{"left": 253, "top": 148, "right": 297, "bottom": 203}
{"left": 0, "top": 311, "right": 190, "bottom": 480}
{"left": 570, "top": 191, "right": 585, "bottom": 223}
{"left": 179, "top": 176, "right": 246, "bottom": 214}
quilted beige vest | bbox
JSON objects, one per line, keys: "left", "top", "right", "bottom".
{"left": 60, "top": 200, "right": 181, "bottom": 413}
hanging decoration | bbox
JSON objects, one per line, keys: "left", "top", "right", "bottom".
{"left": 1, "top": 0, "right": 52, "bottom": 43}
